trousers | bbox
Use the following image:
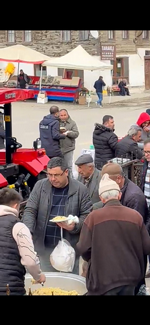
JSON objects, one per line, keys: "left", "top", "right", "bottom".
{"left": 63, "top": 151, "right": 74, "bottom": 178}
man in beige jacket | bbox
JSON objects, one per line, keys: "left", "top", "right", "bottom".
{"left": 59, "top": 109, "right": 79, "bottom": 177}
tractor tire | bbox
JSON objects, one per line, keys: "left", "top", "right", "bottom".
{"left": 37, "top": 171, "right": 47, "bottom": 181}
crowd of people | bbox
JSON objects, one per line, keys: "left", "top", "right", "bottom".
{"left": 1, "top": 102, "right": 150, "bottom": 295}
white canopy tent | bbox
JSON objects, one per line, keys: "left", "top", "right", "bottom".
{"left": 0, "top": 44, "right": 52, "bottom": 88}
{"left": 0, "top": 44, "right": 51, "bottom": 64}
{"left": 42, "top": 45, "right": 113, "bottom": 71}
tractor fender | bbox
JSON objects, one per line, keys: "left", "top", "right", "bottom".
{"left": 16, "top": 155, "right": 50, "bottom": 177}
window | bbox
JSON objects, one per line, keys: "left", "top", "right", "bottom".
{"left": 142, "top": 30, "right": 149, "bottom": 39}
{"left": 122, "top": 30, "right": 128, "bottom": 39}
{"left": 61, "top": 30, "right": 71, "bottom": 42}
{"left": 24, "top": 30, "right": 32, "bottom": 42}
{"left": 7, "top": 30, "right": 15, "bottom": 43}
{"left": 79, "top": 30, "right": 89, "bottom": 40}
{"left": 34, "top": 64, "right": 46, "bottom": 77}
{"left": 108, "top": 30, "right": 114, "bottom": 40}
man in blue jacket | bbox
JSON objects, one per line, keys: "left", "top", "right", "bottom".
{"left": 39, "top": 106, "right": 67, "bottom": 158}
{"left": 94, "top": 76, "right": 106, "bottom": 107}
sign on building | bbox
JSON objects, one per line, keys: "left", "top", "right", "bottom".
{"left": 101, "top": 45, "right": 116, "bottom": 61}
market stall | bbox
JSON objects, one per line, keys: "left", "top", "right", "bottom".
{"left": 0, "top": 44, "right": 51, "bottom": 90}
{"left": 28, "top": 75, "right": 81, "bottom": 102}
{"left": 42, "top": 45, "right": 113, "bottom": 103}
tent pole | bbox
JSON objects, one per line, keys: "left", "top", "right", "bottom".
{"left": 40, "top": 65, "right": 43, "bottom": 91}
{"left": 63, "top": 69, "right": 66, "bottom": 78}
{"left": 17, "top": 62, "right": 20, "bottom": 88}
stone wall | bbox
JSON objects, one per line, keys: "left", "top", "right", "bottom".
{"left": 0, "top": 30, "right": 149, "bottom": 57}
{"left": 100, "top": 30, "right": 137, "bottom": 54}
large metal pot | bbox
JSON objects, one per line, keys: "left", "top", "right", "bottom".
{"left": 25, "top": 272, "right": 87, "bottom": 295}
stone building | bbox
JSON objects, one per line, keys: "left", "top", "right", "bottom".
{"left": 0, "top": 30, "right": 149, "bottom": 88}
{"left": 0, "top": 30, "right": 149, "bottom": 56}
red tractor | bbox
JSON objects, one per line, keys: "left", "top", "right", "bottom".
{"left": 0, "top": 88, "right": 50, "bottom": 217}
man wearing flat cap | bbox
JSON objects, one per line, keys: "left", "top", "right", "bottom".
{"left": 75, "top": 154, "right": 102, "bottom": 205}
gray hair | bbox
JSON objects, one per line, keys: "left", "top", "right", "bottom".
{"left": 86, "top": 162, "right": 95, "bottom": 167}
{"left": 128, "top": 125, "right": 141, "bottom": 138}
{"left": 47, "top": 157, "right": 68, "bottom": 171}
{"left": 100, "top": 189, "right": 120, "bottom": 200}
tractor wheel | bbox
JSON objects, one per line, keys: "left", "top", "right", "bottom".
{"left": 37, "top": 171, "right": 47, "bottom": 181}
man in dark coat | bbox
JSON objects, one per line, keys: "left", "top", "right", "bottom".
{"left": 93, "top": 115, "right": 118, "bottom": 170}
{"left": 23, "top": 157, "right": 93, "bottom": 275}
{"left": 17, "top": 69, "right": 30, "bottom": 89}
{"left": 94, "top": 76, "right": 106, "bottom": 107}
{"left": 75, "top": 154, "right": 101, "bottom": 204}
{"left": 115, "top": 125, "right": 143, "bottom": 160}
{"left": 94, "top": 162, "right": 149, "bottom": 223}
{"left": 39, "top": 106, "right": 66, "bottom": 158}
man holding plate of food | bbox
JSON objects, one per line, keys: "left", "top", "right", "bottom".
{"left": 23, "top": 157, "right": 93, "bottom": 275}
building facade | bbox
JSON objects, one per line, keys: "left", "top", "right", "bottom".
{"left": 0, "top": 30, "right": 149, "bottom": 88}
{"left": 0, "top": 30, "right": 149, "bottom": 55}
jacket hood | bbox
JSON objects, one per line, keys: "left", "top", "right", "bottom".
{"left": 41, "top": 114, "right": 58, "bottom": 126}
{"left": 94, "top": 123, "right": 113, "bottom": 134}
{"left": 0, "top": 205, "right": 18, "bottom": 218}
{"left": 136, "top": 113, "right": 150, "bottom": 126}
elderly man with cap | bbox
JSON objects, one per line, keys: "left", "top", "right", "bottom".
{"left": 75, "top": 154, "right": 101, "bottom": 205}
{"left": 77, "top": 173, "right": 150, "bottom": 296}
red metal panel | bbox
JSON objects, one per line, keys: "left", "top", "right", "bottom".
{"left": 0, "top": 174, "right": 8, "bottom": 187}
{"left": 0, "top": 88, "right": 34, "bottom": 104}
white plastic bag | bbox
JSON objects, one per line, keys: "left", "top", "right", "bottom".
{"left": 66, "top": 214, "right": 79, "bottom": 225}
{"left": 50, "top": 239, "right": 75, "bottom": 273}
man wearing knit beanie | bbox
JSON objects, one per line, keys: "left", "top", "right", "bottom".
{"left": 77, "top": 172, "right": 150, "bottom": 296}
{"left": 95, "top": 162, "right": 149, "bottom": 295}
{"left": 98, "top": 173, "right": 121, "bottom": 197}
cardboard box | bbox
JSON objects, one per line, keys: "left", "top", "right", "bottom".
{"left": 78, "top": 95, "right": 86, "bottom": 105}
{"left": 37, "top": 97, "right": 48, "bottom": 104}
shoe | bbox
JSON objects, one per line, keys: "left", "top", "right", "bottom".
{"left": 137, "top": 285, "right": 149, "bottom": 295}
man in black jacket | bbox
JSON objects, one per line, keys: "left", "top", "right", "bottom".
{"left": 115, "top": 125, "right": 143, "bottom": 160}
{"left": 39, "top": 106, "right": 66, "bottom": 158}
{"left": 94, "top": 76, "right": 106, "bottom": 107}
{"left": 17, "top": 69, "right": 30, "bottom": 89}
{"left": 93, "top": 115, "right": 118, "bottom": 170}
{"left": 94, "top": 162, "right": 148, "bottom": 222}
